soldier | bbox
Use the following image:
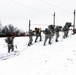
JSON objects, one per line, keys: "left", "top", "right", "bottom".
{"left": 34, "top": 27, "right": 42, "bottom": 42}
{"left": 55, "top": 26, "right": 62, "bottom": 42}
{"left": 43, "top": 28, "right": 53, "bottom": 46}
{"left": 62, "top": 22, "right": 72, "bottom": 38}
{"left": 5, "top": 36, "right": 14, "bottom": 53}
{"left": 28, "top": 30, "right": 34, "bottom": 46}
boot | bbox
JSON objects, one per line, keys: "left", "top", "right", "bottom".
{"left": 55, "top": 39, "right": 58, "bottom": 42}
{"left": 49, "top": 41, "right": 51, "bottom": 44}
{"left": 28, "top": 43, "right": 30, "bottom": 46}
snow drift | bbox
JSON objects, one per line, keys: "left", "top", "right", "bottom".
{"left": 0, "top": 33, "right": 76, "bottom": 75}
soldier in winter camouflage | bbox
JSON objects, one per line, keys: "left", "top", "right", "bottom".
{"left": 55, "top": 26, "right": 62, "bottom": 42}
{"left": 62, "top": 22, "right": 72, "bottom": 38}
{"left": 34, "top": 28, "right": 42, "bottom": 42}
{"left": 5, "top": 37, "right": 14, "bottom": 53}
{"left": 28, "top": 30, "right": 34, "bottom": 46}
{"left": 48, "top": 25, "right": 55, "bottom": 37}
{"left": 43, "top": 28, "right": 53, "bottom": 46}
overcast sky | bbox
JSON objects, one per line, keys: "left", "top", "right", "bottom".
{"left": 0, "top": 0, "right": 76, "bottom": 31}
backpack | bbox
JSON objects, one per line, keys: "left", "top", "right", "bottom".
{"left": 63, "top": 25, "right": 68, "bottom": 31}
{"left": 29, "top": 30, "right": 34, "bottom": 36}
{"left": 5, "top": 37, "right": 13, "bottom": 44}
{"left": 55, "top": 26, "right": 62, "bottom": 32}
{"left": 44, "top": 28, "right": 51, "bottom": 34}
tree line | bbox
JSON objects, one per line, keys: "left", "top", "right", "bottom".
{"left": 0, "top": 24, "right": 25, "bottom": 37}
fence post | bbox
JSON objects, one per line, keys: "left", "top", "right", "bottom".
{"left": 53, "top": 12, "right": 55, "bottom": 25}
{"left": 29, "top": 20, "right": 31, "bottom": 31}
{"left": 73, "top": 10, "right": 76, "bottom": 29}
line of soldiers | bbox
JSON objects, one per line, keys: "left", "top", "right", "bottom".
{"left": 5, "top": 22, "right": 72, "bottom": 53}
{"left": 28, "top": 22, "right": 72, "bottom": 46}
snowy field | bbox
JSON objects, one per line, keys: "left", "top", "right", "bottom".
{"left": 0, "top": 30, "right": 76, "bottom": 75}
{"left": 0, "top": 0, "right": 76, "bottom": 74}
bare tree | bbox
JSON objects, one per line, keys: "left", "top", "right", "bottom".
{"left": 2, "top": 24, "right": 22, "bottom": 36}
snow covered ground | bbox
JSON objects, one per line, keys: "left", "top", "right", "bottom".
{"left": 0, "top": 30, "right": 76, "bottom": 75}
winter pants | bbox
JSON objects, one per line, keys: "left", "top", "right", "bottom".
{"left": 28, "top": 36, "right": 33, "bottom": 45}
{"left": 44, "top": 34, "right": 52, "bottom": 45}
{"left": 35, "top": 34, "right": 42, "bottom": 42}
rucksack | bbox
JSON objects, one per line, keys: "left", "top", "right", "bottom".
{"left": 5, "top": 37, "right": 13, "bottom": 44}
{"left": 29, "top": 30, "right": 34, "bottom": 36}
{"left": 44, "top": 28, "right": 50, "bottom": 34}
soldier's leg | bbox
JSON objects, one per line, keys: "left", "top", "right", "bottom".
{"left": 39, "top": 34, "right": 42, "bottom": 41}
{"left": 28, "top": 37, "right": 31, "bottom": 46}
{"left": 66, "top": 31, "right": 69, "bottom": 37}
{"left": 8, "top": 44, "right": 10, "bottom": 53}
{"left": 35, "top": 35, "right": 38, "bottom": 42}
{"left": 63, "top": 31, "right": 66, "bottom": 38}
{"left": 11, "top": 45, "right": 14, "bottom": 52}
{"left": 55, "top": 32, "right": 59, "bottom": 42}
{"left": 43, "top": 35, "right": 48, "bottom": 46}
{"left": 48, "top": 35, "right": 52, "bottom": 44}
{"left": 31, "top": 36, "right": 33, "bottom": 44}
{"left": 64, "top": 31, "right": 68, "bottom": 38}
{"left": 8, "top": 48, "right": 10, "bottom": 53}
{"left": 51, "top": 32, "right": 54, "bottom": 39}
{"left": 29, "top": 36, "right": 33, "bottom": 45}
